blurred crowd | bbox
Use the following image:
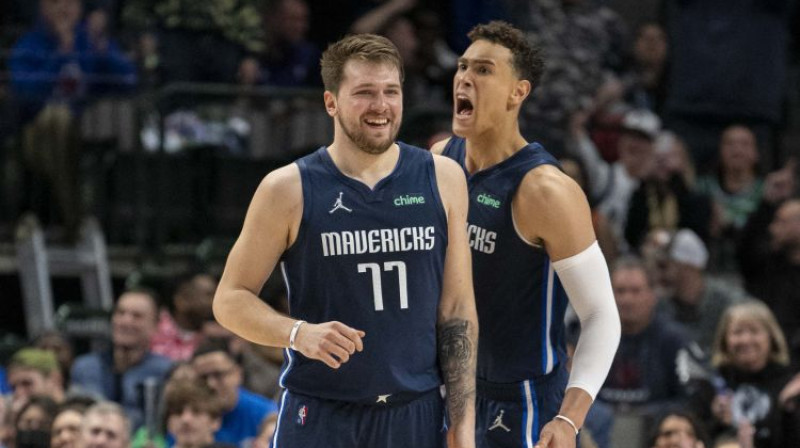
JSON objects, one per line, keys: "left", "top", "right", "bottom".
{"left": 1, "top": 0, "right": 800, "bottom": 447}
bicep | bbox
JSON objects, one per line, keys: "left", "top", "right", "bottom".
{"left": 217, "top": 169, "right": 300, "bottom": 296}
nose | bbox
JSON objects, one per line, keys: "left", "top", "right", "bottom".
{"left": 455, "top": 69, "right": 473, "bottom": 87}
{"left": 369, "top": 93, "right": 388, "bottom": 112}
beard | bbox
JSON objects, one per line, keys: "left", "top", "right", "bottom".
{"left": 338, "top": 114, "right": 399, "bottom": 155}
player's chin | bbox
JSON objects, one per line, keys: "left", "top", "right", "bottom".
{"left": 451, "top": 120, "right": 474, "bottom": 138}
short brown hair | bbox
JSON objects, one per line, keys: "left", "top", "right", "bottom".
{"left": 165, "top": 381, "right": 223, "bottom": 420}
{"left": 467, "top": 21, "right": 544, "bottom": 89}
{"left": 320, "top": 33, "right": 404, "bottom": 93}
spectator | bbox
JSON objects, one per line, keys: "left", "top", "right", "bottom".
{"left": 647, "top": 410, "right": 709, "bottom": 448}
{"left": 130, "top": 362, "right": 197, "bottom": 448}
{"left": 32, "top": 331, "right": 75, "bottom": 386}
{"left": 559, "top": 154, "right": 620, "bottom": 265}
{"left": 151, "top": 271, "right": 217, "bottom": 361}
{"left": 79, "top": 402, "right": 130, "bottom": 448}
{"left": 255, "top": 0, "right": 321, "bottom": 87}
{"left": 662, "top": 0, "right": 793, "bottom": 172}
{"left": 9, "top": 0, "right": 136, "bottom": 239}
{"left": 660, "top": 229, "right": 748, "bottom": 354}
{"left": 569, "top": 108, "right": 660, "bottom": 246}
{"left": 691, "top": 301, "right": 800, "bottom": 447}
{"left": 51, "top": 398, "right": 96, "bottom": 448}
{"left": 696, "top": 125, "right": 764, "bottom": 275}
{"left": 15, "top": 396, "right": 58, "bottom": 448}
{"left": 0, "top": 396, "right": 9, "bottom": 448}
{"left": 190, "top": 340, "right": 277, "bottom": 448}
{"left": 737, "top": 162, "right": 800, "bottom": 363}
{"left": 7, "top": 348, "right": 65, "bottom": 407}
{"left": 622, "top": 22, "right": 669, "bottom": 114}
{"left": 598, "top": 256, "right": 690, "bottom": 418}
{"left": 70, "top": 289, "right": 173, "bottom": 431}
{"left": 517, "top": 0, "right": 628, "bottom": 154}
{"left": 164, "top": 381, "right": 223, "bottom": 448}
{"left": 625, "top": 131, "right": 713, "bottom": 250}
{"left": 122, "top": 0, "right": 262, "bottom": 84}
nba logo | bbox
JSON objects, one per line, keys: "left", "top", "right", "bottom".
{"left": 297, "top": 405, "right": 308, "bottom": 425}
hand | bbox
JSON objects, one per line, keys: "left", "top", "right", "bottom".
{"left": 54, "top": 22, "right": 75, "bottom": 53}
{"left": 568, "top": 109, "right": 590, "bottom": 140}
{"left": 238, "top": 57, "right": 261, "bottom": 87}
{"left": 534, "top": 418, "right": 577, "bottom": 448}
{"left": 388, "top": 0, "right": 418, "bottom": 12}
{"left": 87, "top": 9, "right": 110, "bottom": 52}
{"left": 293, "top": 321, "right": 365, "bottom": 369}
{"left": 763, "top": 162, "right": 796, "bottom": 204}
{"left": 779, "top": 372, "right": 800, "bottom": 411}
{"left": 736, "top": 419, "right": 755, "bottom": 448}
{"left": 712, "top": 393, "right": 733, "bottom": 425}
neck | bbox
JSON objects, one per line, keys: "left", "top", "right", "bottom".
{"left": 722, "top": 168, "right": 755, "bottom": 192}
{"left": 113, "top": 344, "right": 147, "bottom": 372}
{"left": 327, "top": 141, "right": 399, "bottom": 189}
{"left": 463, "top": 120, "right": 527, "bottom": 173}
{"left": 175, "top": 436, "right": 214, "bottom": 448}
{"left": 786, "top": 247, "right": 800, "bottom": 265}
{"left": 621, "top": 317, "right": 651, "bottom": 336}
{"left": 675, "top": 275, "right": 705, "bottom": 305}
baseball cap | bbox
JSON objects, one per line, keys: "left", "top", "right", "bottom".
{"left": 669, "top": 229, "right": 708, "bottom": 269}
{"left": 621, "top": 109, "right": 661, "bottom": 140}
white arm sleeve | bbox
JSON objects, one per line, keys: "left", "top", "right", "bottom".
{"left": 552, "top": 241, "right": 621, "bottom": 400}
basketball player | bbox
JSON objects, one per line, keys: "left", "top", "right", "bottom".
{"left": 432, "top": 22, "right": 621, "bottom": 448}
{"left": 213, "top": 34, "right": 478, "bottom": 448}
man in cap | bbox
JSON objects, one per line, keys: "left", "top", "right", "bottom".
{"left": 570, "top": 108, "right": 661, "bottom": 247}
{"left": 660, "top": 229, "right": 748, "bottom": 354}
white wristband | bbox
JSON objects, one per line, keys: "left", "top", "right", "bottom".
{"left": 289, "top": 320, "right": 306, "bottom": 350}
{"left": 554, "top": 414, "right": 580, "bottom": 435}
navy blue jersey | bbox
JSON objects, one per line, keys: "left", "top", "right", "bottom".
{"left": 279, "top": 143, "right": 448, "bottom": 401}
{"left": 442, "top": 137, "right": 569, "bottom": 383}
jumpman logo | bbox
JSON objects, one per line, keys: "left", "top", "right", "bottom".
{"left": 489, "top": 410, "right": 511, "bottom": 432}
{"left": 329, "top": 192, "right": 353, "bottom": 214}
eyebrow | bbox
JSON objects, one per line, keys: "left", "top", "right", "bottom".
{"left": 351, "top": 83, "right": 402, "bottom": 90}
{"left": 458, "top": 57, "right": 497, "bottom": 66}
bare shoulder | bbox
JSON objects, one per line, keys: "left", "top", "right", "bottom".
{"left": 515, "top": 164, "right": 595, "bottom": 258}
{"left": 248, "top": 163, "right": 303, "bottom": 228}
{"left": 432, "top": 153, "right": 464, "bottom": 181}
{"left": 429, "top": 137, "right": 452, "bottom": 155}
{"left": 517, "top": 164, "right": 585, "bottom": 207}
{"left": 432, "top": 153, "right": 468, "bottom": 217}
{"left": 256, "top": 163, "right": 302, "bottom": 204}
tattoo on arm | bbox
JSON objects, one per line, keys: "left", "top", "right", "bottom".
{"left": 438, "top": 318, "right": 476, "bottom": 425}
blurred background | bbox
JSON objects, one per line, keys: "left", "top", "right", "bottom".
{"left": 1, "top": 1, "right": 800, "bottom": 448}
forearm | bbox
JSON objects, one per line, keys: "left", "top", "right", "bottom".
{"left": 572, "top": 134, "right": 611, "bottom": 198}
{"left": 213, "top": 288, "right": 296, "bottom": 348}
{"left": 557, "top": 387, "right": 593, "bottom": 430}
{"left": 438, "top": 309, "right": 478, "bottom": 435}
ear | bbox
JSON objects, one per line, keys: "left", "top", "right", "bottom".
{"left": 324, "top": 91, "right": 337, "bottom": 117}
{"left": 509, "top": 79, "right": 531, "bottom": 108}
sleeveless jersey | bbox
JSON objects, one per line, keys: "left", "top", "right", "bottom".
{"left": 442, "top": 137, "right": 569, "bottom": 383}
{"left": 279, "top": 143, "right": 448, "bottom": 401}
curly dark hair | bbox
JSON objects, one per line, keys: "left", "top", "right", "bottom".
{"left": 467, "top": 21, "right": 544, "bottom": 89}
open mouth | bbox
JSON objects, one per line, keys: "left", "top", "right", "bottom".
{"left": 456, "top": 96, "right": 474, "bottom": 117}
